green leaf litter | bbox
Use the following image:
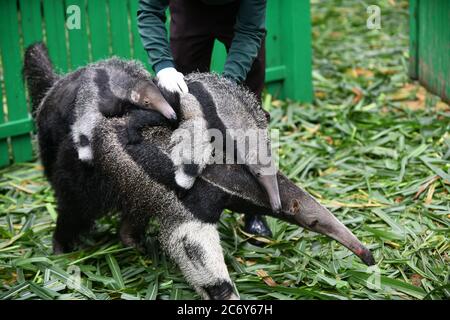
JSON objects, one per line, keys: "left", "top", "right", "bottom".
{"left": 1, "top": 0, "right": 449, "bottom": 300}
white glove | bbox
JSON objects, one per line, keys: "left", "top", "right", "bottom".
{"left": 156, "top": 67, "right": 188, "bottom": 94}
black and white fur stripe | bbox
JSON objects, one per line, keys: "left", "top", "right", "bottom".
{"left": 163, "top": 73, "right": 278, "bottom": 197}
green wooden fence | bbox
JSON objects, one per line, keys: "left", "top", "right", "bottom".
{"left": 0, "top": 0, "right": 313, "bottom": 167}
{"left": 409, "top": 0, "right": 450, "bottom": 104}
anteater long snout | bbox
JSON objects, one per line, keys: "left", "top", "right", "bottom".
{"left": 277, "top": 174, "right": 376, "bottom": 266}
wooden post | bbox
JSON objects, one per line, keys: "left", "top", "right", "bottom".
{"left": 280, "top": 0, "right": 313, "bottom": 102}
{"left": 409, "top": 0, "right": 419, "bottom": 80}
{"left": 0, "top": 0, "right": 33, "bottom": 163}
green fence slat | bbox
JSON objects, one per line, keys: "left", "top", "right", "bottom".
{"left": 20, "top": 0, "right": 44, "bottom": 138}
{"left": 415, "top": 0, "right": 450, "bottom": 103}
{"left": 20, "top": 0, "right": 44, "bottom": 46}
{"left": 265, "top": 65, "right": 286, "bottom": 83}
{"left": 266, "top": 0, "right": 282, "bottom": 67}
{"left": 43, "top": 0, "right": 69, "bottom": 72}
{"left": 129, "top": 0, "right": 151, "bottom": 70}
{"left": 65, "top": 0, "right": 90, "bottom": 68}
{"left": 0, "top": 118, "right": 35, "bottom": 140}
{"left": 0, "top": 63, "right": 10, "bottom": 167}
{"left": 108, "top": 0, "right": 132, "bottom": 58}
{"left": 279, "top": 0, "right": 313, "bottom": 102}
{"left": 0, "top": 0, "right": 10, "bottom": 165}
{"left": 264, "top": 0, "right": 284, "bottom": 98}
{"left": 408, "top": 0, "right": 418, "bottom": 79}
{"left": 88, "top": 0, "right": 110, "bottom": 61}
{"left": 0, "top": 0, "right": 33, "bottom": 163}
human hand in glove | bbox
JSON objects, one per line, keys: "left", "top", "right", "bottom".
{"left": 156, "top": 67, "right": 189, "bottom": 94}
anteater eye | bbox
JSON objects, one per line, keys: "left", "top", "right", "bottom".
{"left": 144, "top": 100, "right": 150, "bottom": 105}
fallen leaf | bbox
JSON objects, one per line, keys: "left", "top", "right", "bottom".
{"left": 330, "top": 31, "right": 343, "bottom": 39}
{"left": 413, "top": 176, "right": 439, "bottom": 200}
{"left": 256, "top": 269, "right": 277, "bottom": 287}
{"left": 415, "top": 86, "right": 427, "bottom": 102}
{"left": 435, "top": 101, "right": 449, "bottom": 111}
{"left": 324, "top": 136, "right": 334, "bottom": 145}
{"left": 386, "top": 241, "right": 401, "bottom": 248}
{"left": 272, "top": 100, "right": 284, "bottom": 108}
{"left": 347, "top": 68, "right": 374, "bottom": 79}
{"left": 304, "top": 124, "right": 320, "bottom": 134}
{"left": 425, "top": 182, "right": 436, "bottom": 204}
{"left": 239, "top": 228, "right": 273, "bottom": 244}
{"left": 315, "top": 91, "right": 326, "bottom": 99}
{"left": 282, "top": 280, "right": 294, "bottom": 286}
{"left": 394, "top": 196, "right": 403, "bottom": 203}
{"left": 351, "top": 87, "right": 363, "bottom": 104}
{"left": 235, "top": 257, "right": 245, "bottom": 264}
{"left": 389, "top": 83, "right": 418, "bottom": 101}
{"left": 378, "top": 67, "right": 398, "bottom": 75}
{"left": 245, "top": 260, "right": 257, "bottom": 267}
{"left": 410, "top": 274, "right": 423, "bottom": 287}
{"left": 256, "top": 269, "right": 269, "bottom": 277}
{"left": 326, "top": 200, "right": 383, "bottom": 208}
{"left": 396, "top": 85, "right": 429, "bottom": 110}
{"left": 10, "top": 183, "right": 34, "bottom": 194}
{"left": 404, "top": 100, "right": 424, "bottom": 110}
{"left": 381, "top": 106, "right": 390, "bottom": 113}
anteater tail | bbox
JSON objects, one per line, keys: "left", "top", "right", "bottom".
{"left": 23, "top": 42, "right": 59, "bottom": 114}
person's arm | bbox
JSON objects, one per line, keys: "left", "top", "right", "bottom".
{"left": 137, "top": 0, "right": 173, "bottom": 73}
{"left": 137, "top": 0, "right": 188, "bottom": 93}
{"left": 223, "top": 0, "right": 266, "bottom": 83}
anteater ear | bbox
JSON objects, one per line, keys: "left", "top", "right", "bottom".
{"left": 130, "top": 90, "right": 140, "bottom": 103}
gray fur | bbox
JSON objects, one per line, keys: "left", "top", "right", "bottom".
{"left": 172, "top": 73, "right": 281, "bottom": 211}
{"left": 71, "top": 69, "right": 101, "bottom": 162}
{"left": 94, "top": 118, "right": 235, "bottom": 299}
{"left": 170, "top": 93, "right": 212, "bottom": 190}
{"left": 185, "top": 73, "right": 268, "bottom": 129}
{"left": 70, "top": 57, "right": 172, "bottom": 162}
{"left": 186, "top": 73, "right": 271, "bottom": 169}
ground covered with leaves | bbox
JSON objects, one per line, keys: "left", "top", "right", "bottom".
{"left": 1, "top": 0, "right": 449, "bottom": 299}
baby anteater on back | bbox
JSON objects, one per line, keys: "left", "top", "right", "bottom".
{"left": 72, "top": 58, "right": 177, "bottom": 162}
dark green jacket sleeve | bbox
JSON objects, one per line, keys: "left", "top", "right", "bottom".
{"left": 137, "top": 0, "right": 174, "bottom": 73}
{"left": 223, "top": 0, "right": 267, "bottom": 83}
{"left": 137, "top": 0, "right": 266, "bottom": 81}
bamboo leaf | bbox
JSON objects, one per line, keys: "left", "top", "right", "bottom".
{"left": 106, "top": 254, "right": 125, "bottom": 290}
